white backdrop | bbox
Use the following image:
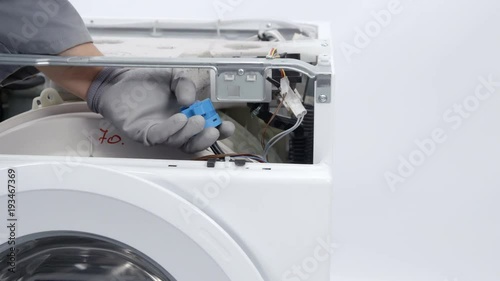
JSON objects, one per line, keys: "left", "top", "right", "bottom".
{"left": 70, "top": 1, "right": 500, "bottom": 280}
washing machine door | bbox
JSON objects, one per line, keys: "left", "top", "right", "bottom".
{"left": 0, "top": 163, "right": 264, "bottom": 281}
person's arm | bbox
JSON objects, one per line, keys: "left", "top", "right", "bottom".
{"left": 0, "top": 0, "right": 235, "bottom": 152}
{"left": 0, "top": 0, "right": 94, "bottom": 89}
{"left": 36, "top": 42, "right": 103, "bottom": 100}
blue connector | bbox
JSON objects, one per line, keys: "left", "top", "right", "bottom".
{"left": 180, "top": 99, "right": 222, "bottom": 128}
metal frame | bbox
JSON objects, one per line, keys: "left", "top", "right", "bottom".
{"left": 0, "top": 54, "right": 333, "bottom": 104}
{"left": 0, "top": 54, "right": 329, "bottom": 77}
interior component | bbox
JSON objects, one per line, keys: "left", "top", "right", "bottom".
{"left": 279, "top": 77, "right": 307, "bottom": 118}
{"left": 263, "top": 115, "right": 305, "bottom": 160}
{"left": 271, "top": 54, "right": 302, "bottom": 84}
{"left": 258, "top": 29, "right": 287, "bottom": 42}
{"left": 0, "top": 75, "right": 45, "bottom": 120}
{"left": 212, "top": 68, "right": 270, "bottom": 102}
{"left": 0, "top": 32, "right": 331, "bottom": 163}
{"left": 181, "top": 98, "right": 222, "bottom": 128}
{"left": 196, "top": 153, "right": 267, "bottom": 163}
{"left": 32, "top": 88, "right": 64, "bottom": 110}
{"left": 0, "top": 102, "right": 213, "bottom": 159}
{"left": 210, "top": 141, "right": 225, "bottom": 155}
{"left": 260, "top": 100, "right": 287, "bottom": 149}
{"left": 0, "top": 75, "right": 45, "bottom": 90}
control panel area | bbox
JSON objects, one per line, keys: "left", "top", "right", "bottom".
{"left": 211, "top": 69, "right": 272, "bottom": 102}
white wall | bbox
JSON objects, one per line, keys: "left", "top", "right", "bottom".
{"left": 70, "top": 1, "right": 500, "bottom": 280}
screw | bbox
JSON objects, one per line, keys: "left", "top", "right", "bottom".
{"left": 251, "top": 105, "right": 263, "bottom": 117}
{"left": 318, "top": 94, "right": 328, "bottom": 103}
{"left": 321, "top": 42, "right": 329, "bottom": 47}
{"left": 237, "top": 69, "right": 245, "bottom": 75}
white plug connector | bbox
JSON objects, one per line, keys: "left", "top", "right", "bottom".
{"left": 279, "top": 77, "right": 307, "bottom": 118}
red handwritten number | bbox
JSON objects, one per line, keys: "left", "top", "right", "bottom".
{"left": 98, "top": 129, "right": 109, "bottom": 144}
{"left": 108, "top": 135, "right": 122, "bottom": 144}
{"left": 99, "top": 128, "right": 123, "bottom": 145}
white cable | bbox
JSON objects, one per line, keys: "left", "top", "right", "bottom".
{"left": 263, "top": 115, "right": 305, "bottom": 161}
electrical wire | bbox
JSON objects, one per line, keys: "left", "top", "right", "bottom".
{"left": 260, "top": 91, "right": 288, "bottom": 148}
{"left": 233, "top": 156, "right": 268, "bottom": 163}
{"left": 210, "top": 145, "right": 218, "bottom": 155}
{"left": 261, "top": 47, "right": 290, "bottom": 148}
{"left": 195, "top": 153, "right": 268, "bottom": 163}
{"left": 263, "top": 115, "right": 305, "bottom": 161}
{"left": 267, "top": 48, "right": 277, "bottom": 58}
{"left": 211, "top": 142, "right": 224, "bottom": 155}
{"left": 215, "top": 142, "right": 224, "bottom": 154}
{"left": 210, "top": 144, "right": 221, "bottom": 155}
{"left": 266, "top": 77, "right": 280, "bottom": 88}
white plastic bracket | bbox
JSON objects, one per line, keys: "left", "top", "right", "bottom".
{"left": 32, "top": 88, "right": 64, "bottom": 110}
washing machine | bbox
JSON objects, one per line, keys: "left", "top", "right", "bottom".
{"left": 0, "top": 20, "right": 334, "bottom": 281}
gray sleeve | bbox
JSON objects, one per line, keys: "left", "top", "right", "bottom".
{"left": 0, "top": 0, "right": 93, "bottom": 86}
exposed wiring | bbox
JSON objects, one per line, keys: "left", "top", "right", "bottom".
{"left": 266, "top": 48, "right": 278, "bottom": 58}
{"left": 209, "top": 146, "right": 216, "bottom": 154}
{"left": 210, "top": 143, "right": 222, "bottom": 155}
{"left": 263, "top": 115, "right": 305, "bottom": 161}
{"left": 196, "top": 153, "right": 235, "bottom": 160}
{"left": 210, "top": 145, "right": 218, "bottom": 155}
{"left": 260, "top": 91, "right": 288, "bottom": 148}
{"left": 211, "top": 142, "right": 224, "bottom": 155}
{"left": 266, "top": 77, "right": 280, "bottom": 88}
{"left": 195, "top": 153, "right": 268, "bottom": 163}
{"left": 233, "top": 156, "right": 268, "bottom": 163}
{"left": 215, "top": 142, "right": 224, "bottom": 154}
{"left": 261, "top": 47, "right": 290, "bottom": 148}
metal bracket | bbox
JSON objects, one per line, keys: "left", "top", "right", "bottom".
{"left": 0, "top": 54, "right": 333, "bottom": 103}
{"left": 0, "top": 54, "right": 331, "bottom": 77}
{"left": 315, "top": 74, "right": 333, "bottom": 104}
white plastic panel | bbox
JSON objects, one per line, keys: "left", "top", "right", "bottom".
{"left": 0, "top": 164, "right": 265, "bottom": 281}
{"left": 0, "top": 102, "right": 205, "bottom": 160}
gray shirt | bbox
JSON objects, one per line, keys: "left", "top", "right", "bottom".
{"left": 0, "top": 0, "right": 92, "bottom": 86}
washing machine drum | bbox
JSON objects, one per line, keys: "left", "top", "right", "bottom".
{"left": 1, "top": 234, "right": 175, "bottom": 281}
{"left": 0, "top": 164, "right": 264, "bottom": 281}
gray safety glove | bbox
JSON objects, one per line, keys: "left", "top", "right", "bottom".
{"left": 86, "top": 68, "right": 235, "bottom": 153}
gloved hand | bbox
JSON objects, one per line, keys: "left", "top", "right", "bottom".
{"left": 86, "top": 68, "right": 235, "bottom": 153}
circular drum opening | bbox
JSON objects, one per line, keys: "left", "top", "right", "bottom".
{"left": 0, "top": 231, "right": 175, "bottom": 281}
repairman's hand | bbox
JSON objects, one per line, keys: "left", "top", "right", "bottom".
{"left": 86, "top": 68, "right": 235, "bottom": 153}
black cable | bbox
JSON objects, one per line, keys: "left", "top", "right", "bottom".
{"left": 266, "top": 77, "right": 280, "bottom": 88}
{"left": 213, "top": 142, "right": 224, "bottom": 154}
{"left": 303, "top": 77, "right": 310, "bottom": 103}
{"left": 210, "top": 145, "right": 219, "bottom": 155}
{"left": 209, "top": 145, "right": 218, "bottom": 155}
{"left": 210, "top": 142, "right": 224, "bottom": 155}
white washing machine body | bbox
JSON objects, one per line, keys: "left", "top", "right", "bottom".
{"left": 0, "top": 20, "right": 335, "bottom": 281}
{"left": 0, "top": 153, "right": 333, "bottom": 281}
